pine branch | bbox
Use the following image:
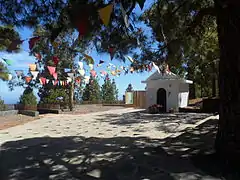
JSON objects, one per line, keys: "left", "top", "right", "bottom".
{"left": 187, "top": 7, "right": 216, "bottom": 34}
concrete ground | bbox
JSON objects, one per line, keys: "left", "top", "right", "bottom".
{"left": 0, "top": 108, "right": 227, "bottom": 180}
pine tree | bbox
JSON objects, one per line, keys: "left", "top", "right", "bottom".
{"left": 112, "top": 79, "right": 118, "bottom": 102}
{"left": 126, "top": 83, "right": 133, "bottom": 92}
{"left": 82, "top": 75, "right": 100, "bottom": 103}
{"left": 101, "top": 75, "right": 115, "bottom": 103}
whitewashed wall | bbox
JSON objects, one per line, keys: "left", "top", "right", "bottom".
{"left": 145, "top": 80, "right": 182, "bottom": 111}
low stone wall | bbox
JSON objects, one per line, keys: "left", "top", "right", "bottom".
{"left": 0, "top": 110, "right": 18, "bottom": 116}
{"left": 19, "top": 110, "right": 39, "bottom": 117}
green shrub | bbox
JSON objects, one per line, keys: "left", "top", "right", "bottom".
{"left": 0, "top": 97, "right": 7, "bottom": 111}
{"left": 40, "top": 88, "right": 69, "bottom": 105}
{"left": 19, "top": 88, "right": 37, "bottom": 106}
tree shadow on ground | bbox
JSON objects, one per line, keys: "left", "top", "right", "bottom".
{"left": 0, "top": 118, "right": 239, "bottom": 180}
{"left": 96, "top": 112, "right": 212, "bottom": 126}
{"left": 96, "top": 112, "right": 212, "bottom": 134}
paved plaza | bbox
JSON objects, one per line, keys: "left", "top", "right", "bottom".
{"left": 0, "top": 108, "right": 222, "bottom": 180}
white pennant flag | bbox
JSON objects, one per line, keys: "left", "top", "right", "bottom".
{"left": 31, "top": 71, "right": 39, "bottom": 80}
{"left": 78, "top": 69, "right": 85, "bottom": 76}
{"left": 120, "top": 3, "right": 129, "bottom": 28}
{"left": 89, "top": 64, "right": 94, "bottom": 70}
{"left": 84, "top": 76, "right": 90, "bottom": 84}
{"left": 67, "top": 77, "right": 72, "bottom": 83}
{"left": 78, "top": 61, "right": 84, "bottom": 69}
{"left": 8, "top": 74, "right": 13, "bottom": 81}
{"left": 152, "top": 62, "right": 160, "bottom": 74}
{"left": 67, "top": 73, "right": 74, "bottom": 78}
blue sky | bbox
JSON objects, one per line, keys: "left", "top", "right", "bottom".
{"left": 0, "top": 1, "right": 155, "bottom": 104}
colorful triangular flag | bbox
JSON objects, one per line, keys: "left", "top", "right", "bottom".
{"left": 29, "top": 64, "right": 37, "bottom": 71}
{"left": 98, "top": 4, "right": 113, "bottom": 26}
{"left": 29, "top": 36, "right": 40, "bottom": 50}
{"left": 2, "top": 58, "right": 13, "bottom": 66}
{"left": 47, "top": 66, "right": 56, "bottom": 75}
{"left": 30, "top": 71, "right": 39, "bottom": 80}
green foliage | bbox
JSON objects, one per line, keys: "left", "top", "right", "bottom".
{"left": 0, "top": 97, "right": 7, "bottom": 111}
{"left": 19, "top": 88, "right": 37, "bottom": 106}
{"left": 82, "top": 76, "right": 101, "bottom": 103}
{"left": 39, "top": 88, "right": 69, "bottom": 105}
{"left": 112, "top": 79, "right": 119, "bottom": 101}
{"left": 0, "top": 0, "right": 146, "bottom": 61}
{"left": 101, "top": 75, "right": 117, "bottom": 103}
{"left": 0, "top": 62, "right": 9, "bottom": 81}
{"left": 0, "top": 25, "right": 20, "bottom": 51}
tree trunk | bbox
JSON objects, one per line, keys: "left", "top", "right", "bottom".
{"left": 187, "top": 62, "right": 196, "bottom": 99}
{"left": 69, "top": 81, "right": 74, "bottom": 111}
{"left": 211, "top": 62, "right": 216, "bottom": 97}
{"left": 215, "top": 0, "right": 240, "bottom": 163}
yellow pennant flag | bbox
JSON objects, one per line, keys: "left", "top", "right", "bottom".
{"left": 98, "top": 4, "right": 113, "bottom": 26}
{"left": 83, "top": 54, "right": 94, "bottom": 64}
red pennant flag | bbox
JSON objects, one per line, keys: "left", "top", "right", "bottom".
{"left": 148, "top": 64, "right": 152, "bottom": 71}
{"left": 75, "top": 78, "right": 81, "bottom": 84}
{"left": 29, "top": 36, "right": 40, "bottom": 50}
{"left": 40, "top": 77, "right": 46, "bottom": 85}
{"left": 53, "top": 72, "right": 58, "bottom": 80}
{"left": 47, "top": 66, "right": 56, "bottom": 75}
{"left": 77, "top": 15, "right": 88, "bottom": 37}
{"left": 25, "top": 76, "right": 32, "bottom": 83}
{"left": 52, "top": 56, "right": 59, "bottom": 65}
{"left": 34, "top": 53, "right": 42, "bottom": 61}
{"left": 54, "top": 80, "right": 58, "bottom": 86}
{"left": 108, "top": 47, "right": 115, "bottom": 60}
{"left": 90, "top": 70, "right": 97, "bottom": 77}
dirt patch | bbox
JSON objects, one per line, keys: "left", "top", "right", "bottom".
{"left": 0, "top": 115, "right": 39, "bottom": 130}
{"left": 64, "top": 105, "right": 125, "bottom": 115}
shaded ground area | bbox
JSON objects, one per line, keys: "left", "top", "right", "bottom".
{"left": 1, "top": 117, "right": 238, "bottom": 179}
{"left": 96, "top": 112, "right": 212, "bottom": 134}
